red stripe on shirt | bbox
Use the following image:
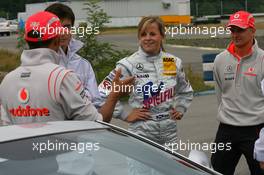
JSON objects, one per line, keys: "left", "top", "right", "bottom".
{"left": 48, "top": 66, "right": 60, "bottom": 100}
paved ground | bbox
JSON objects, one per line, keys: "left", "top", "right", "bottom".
{"left": 0, "top": 34, "right": 222, "bottom": 74}
{"left": 97, "top": 33, "right": 222, "bottom": 73}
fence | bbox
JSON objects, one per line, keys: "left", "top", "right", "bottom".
{"left": 202, "top": 53, "right": 218, "bottom": 84}
{"left": 191, "top": 0, "right": 264, "bottom": 17}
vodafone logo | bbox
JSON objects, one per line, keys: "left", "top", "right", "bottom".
{"left": 247, "top": 67, "right": 254, "bottom": 73}
{"left": 9, "top": 105, "right": 50, "bottom": 117}
{"left": 18, "top": 88, "right": 30, "bottom": 104}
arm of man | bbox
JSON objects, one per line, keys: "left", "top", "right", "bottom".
{"left": 98, "top": 61, "right": 135, "bottom": 120}
{"left": 60, "top": 67, "right": 134, "bottom": 122}
{"left": 98, "top": 70, "right": 124, "bottom": 119}
{"left": 213, "top": 55, "right": 222, "bottom": 106}
{"left": 98, "top": 69, "right": 134, "bottom": 122}
{"left": 59, "top": 72, "right": 103, "bottom": 121}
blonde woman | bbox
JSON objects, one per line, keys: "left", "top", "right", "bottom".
{"left": 99, "top": 16, "right": 193, "bottom": 146}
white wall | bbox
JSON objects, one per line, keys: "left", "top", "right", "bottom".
{"left": 21, "top": 0, "right": 190, "bottom": 27}
{"left": 100, "top": 0, "right": 190, "bottom": 17}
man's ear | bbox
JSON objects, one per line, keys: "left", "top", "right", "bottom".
{"left": 49, "top": 36, "right": 60, "bottom": 52}
{"left": 54, "top": 37, "right": 60, "bottom": 48}
{"left": 250, "top": 28, "right": 256, "bottom": 34}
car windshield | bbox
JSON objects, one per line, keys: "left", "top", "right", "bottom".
{"left": 0, "top": 128, "right": 210, "bottom": 175}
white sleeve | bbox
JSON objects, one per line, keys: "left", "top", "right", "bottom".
{"left": 261, "top": 79, "right": 264, "bottom": 96}
{"left": 0, "top": 80, "right": 11, "bottom": 125}
{"left": 213, "top": 56, "right": 222, "bottom": 106}
{"left": 59, "top": 72, "right": 103, "bottom": 121}
{"left": 83, "top": 61, "right": 104, "bottom": 108}
{"left": 254, "top": 128, "right": 264, "bottom": 161}
{"left": 1, "top": 105, "right": 11, "bottom": 125}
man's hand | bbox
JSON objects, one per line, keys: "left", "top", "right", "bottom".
{"left": 170, "top": 108, "right": 183, "bottom": 120}
{"left": 126, "top": 108, "right": 151, "bottom": 123}
{"left": 100, "top": 68, "right": 134, "bottom": 123}
{"left": 110, "top": 68, "right": 135, "bottom": 98}
{"left": 260, "top": 162, "right": 264, "bottom": 170}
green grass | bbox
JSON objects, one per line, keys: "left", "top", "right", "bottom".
{"left": 0, "top": 49, "right": 20, "bottom": 72}
{"left": 0, "top": 49, "right": 20, "bottom": 82}
{"left": 185, "top": 64, "right": 214, "bottom": 92}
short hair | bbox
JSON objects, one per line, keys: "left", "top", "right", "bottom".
{"left": 26, "top": 30, "right": 54, "bottom": 49}
{"left": 137, "top": 16, "right": 165, "bottom": 51}
{"left": 45, "top": 3, "right": 75, "bottom": 26}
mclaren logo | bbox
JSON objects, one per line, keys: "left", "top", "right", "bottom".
{"left": 247, "top": 67, "right": 254, "bottom": 73}
{"left": 18, "top": 88, "right": 30, "bottom": 104}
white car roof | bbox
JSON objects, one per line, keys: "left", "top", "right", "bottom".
{"left": 0, "top": 121, "right": 108, "bottom": 142}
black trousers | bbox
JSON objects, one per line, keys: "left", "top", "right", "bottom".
{"left": 211, "top": 123, "right": 264, "bottom": 175}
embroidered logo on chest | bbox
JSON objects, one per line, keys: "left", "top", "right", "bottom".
{"left": 162, "top": 57, "right": 176, "bottom": 76}
{"left": 243, "top": 67, "right": 256, "bottom": 76}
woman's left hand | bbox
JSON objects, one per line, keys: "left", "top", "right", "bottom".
{"left": 170, "top": 108, "right": 183, "bottom": 120}
{"left": 126, "top": 108, "right": 151, "bottom": 123}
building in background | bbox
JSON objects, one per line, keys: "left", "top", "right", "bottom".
{"left": 18, "top": 0, "right": 191, "bottom": 27}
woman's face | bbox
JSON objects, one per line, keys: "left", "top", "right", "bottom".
{"left": 139, "top": 22, "right": 163, "bottom": 55}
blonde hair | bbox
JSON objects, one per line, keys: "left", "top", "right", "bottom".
{"left": 138, "top": 16, "right": 165, "bottom": 51}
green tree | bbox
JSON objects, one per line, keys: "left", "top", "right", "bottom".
{"left": 16, "top": 28, "right": 27, "bottom": 51}
{"left": 191, "top": 0, "right": 264, "bottom": 16}
{"left": 78, "top": 0, "right": 132, "bottom": 82}
{"left": 0, "top": 10, "right": 7, "bottom": 18}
